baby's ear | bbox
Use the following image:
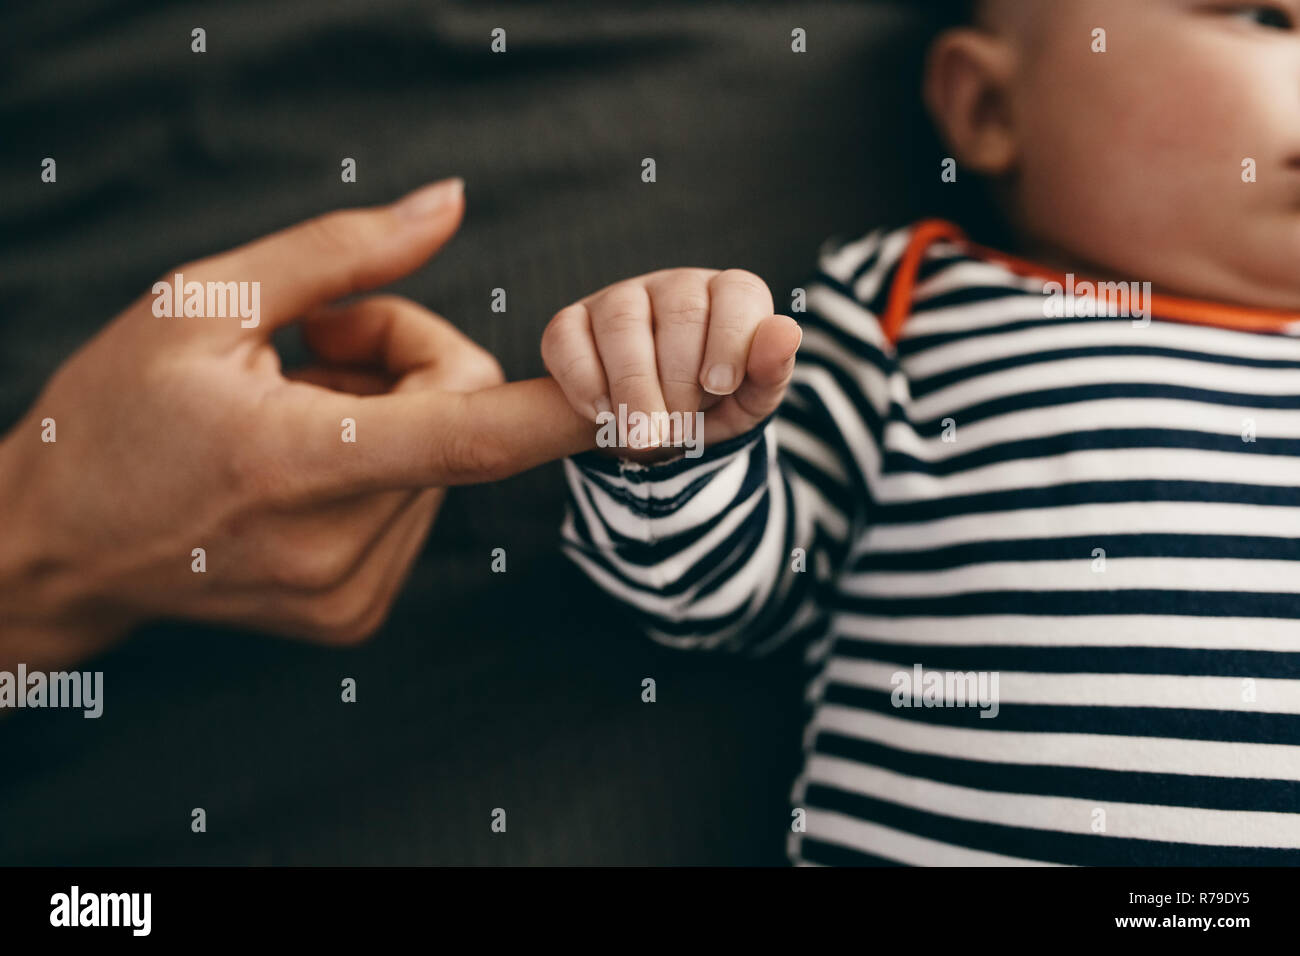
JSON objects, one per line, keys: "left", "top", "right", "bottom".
{"left": 923, "top": 28, "right": 1018, "bottom": 176}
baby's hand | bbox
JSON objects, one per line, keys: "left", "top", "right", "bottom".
{"left": 542, "top": 269, "right": 802, "bottom": 461}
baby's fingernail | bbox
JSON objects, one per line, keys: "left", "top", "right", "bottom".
{"left": 631, "top": 416, "right": 661, "bottom": 449}
{"left": 394, "top": 177, "right": 464, "bottom": 220}
{"left": 592, "top": 395, "right": 611, "bottom": 419}
{"left": 704, "top": 364, "right": 735, "bottom": 394}
{"left": 636, "top": 418, "right": 657, "bottom": 449}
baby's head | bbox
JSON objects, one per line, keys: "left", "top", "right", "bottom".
{"left": 925, "top": 0, "right": 1300, "bottom": 310}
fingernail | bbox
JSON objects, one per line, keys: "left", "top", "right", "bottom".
{"left": 394, "top": 177, "right": 464, "bottom": 220}
{"left": 704, "top": 364, "right": 735, "bottom": 394}
{"left": 592, "top": 395, "right": 611, "bottom": 420}
{"left": 633, "top": 416, "right": 660, "bottom": 449}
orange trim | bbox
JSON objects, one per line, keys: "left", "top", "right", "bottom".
{"left": 880, "top": 219, "right": 969, "bottom": 345}
{"left": 880, "top": 219, "right": 1300, "bottom": 344}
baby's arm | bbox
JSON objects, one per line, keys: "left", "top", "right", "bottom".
{"left": 546, "top": 266, "right": 879, "bottom": 656}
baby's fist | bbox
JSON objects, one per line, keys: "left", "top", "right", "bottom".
{"left": 541, "top": 268, "right": 802, "bottom": 461}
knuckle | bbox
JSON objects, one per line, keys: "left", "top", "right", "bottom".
{"left": 710, "top": 311, "right": 748, "bottom": 333}
{"left": 607, "top": 368, "right": 657, "bottom": 394}
{"left": 592, "top": 286, "right": 649, "bottom": 328}
{"left": 598, "top": 311, "right": 646, "bottom": 335}
{"left": 444, "top": 349, "right": 504, "bottom": 392}
{"left": 553, "top": 351, "right": 598, "bottom": 388}
{"left": 467, "top": 351, "right": 506, "bottom": 390}
{"left": 436, "top": 422, "right": 513, "bottom": 482}
{"left": 540, "top": 317, "right": 563, "bottom": 358}
{"left": 280, "top": 545, "right": 356, "bottom": 592}
{"left": 543, "top": 320, "right": 599, "bottom": 387}
{"left": 265, "top": 547, "right": 306, "bottom": 590}
{"left": 546, "top": 303, "right": 584, "bottom": 332}
{"left": 541, "top": 308, "right": 580, "bottom": 363}
{"left": 468, "top": 435, "right": 513, "bottom": 481}
{"left": 658, "top": 371, "right": 705, "bottom": 392}
{"left": 261, "top": 541, "right": 308, "bottom": 589}
{"left": 715, "top": 269, "right": 772, "bottom": 300}
{"left": 655, "top": 292, "right": 711, "bottom": 326}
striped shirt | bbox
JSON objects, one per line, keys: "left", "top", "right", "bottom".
{"left": 560, "top": 220, "right": 1300, "bottom": 866}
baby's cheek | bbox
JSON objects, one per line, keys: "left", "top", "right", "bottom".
{"left": 1129, "top": 65, "right": 1248, "bottom": 162}
{"left": 1018, "top": 44, "right": 1248, "bottom": 237}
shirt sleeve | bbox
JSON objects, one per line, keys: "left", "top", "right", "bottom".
{"left": 560, "top": 227, "right": 908, "bottom": 657}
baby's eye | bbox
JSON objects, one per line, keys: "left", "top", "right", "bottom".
{"left": 1224, "top": 4, "right": 1295, "bottom": 29}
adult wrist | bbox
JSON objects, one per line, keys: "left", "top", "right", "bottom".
{"left": 0, "top": 433, "right": 124, "bottom": 669}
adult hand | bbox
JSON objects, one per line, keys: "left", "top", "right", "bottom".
{"left": 0, "top": 179, "right": 595, "bottom": 670}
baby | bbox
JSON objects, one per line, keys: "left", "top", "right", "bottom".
{"left": 543, "top": 0, "right": 1300, "bottom": 865}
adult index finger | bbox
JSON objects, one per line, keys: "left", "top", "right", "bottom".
{"left": 175, "top": 178, "right": 465, "bottom": 338}
{"left": 269, "top": 377, "right": 600, "bottom": 500}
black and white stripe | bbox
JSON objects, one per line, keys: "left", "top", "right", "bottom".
{"left": 561, "top": 223, "right": 1300, "bottom": 866}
